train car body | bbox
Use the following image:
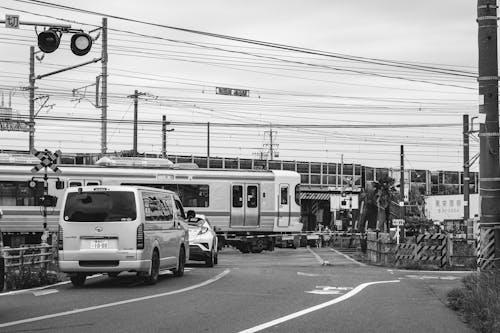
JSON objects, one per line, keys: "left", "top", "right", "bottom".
{"left": 0, "top": 158, "right": 302, "bottom": 251}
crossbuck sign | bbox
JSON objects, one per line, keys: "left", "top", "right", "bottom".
{"left": 31, "top": 149, "right": 62, "bottom": 174}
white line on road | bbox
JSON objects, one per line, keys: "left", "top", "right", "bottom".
{"left": 0, "top": 269, "right": 230, "bottom": 329}
{"left": 330, "top": 248, "right": 367, "bottom": 266}
{"left": 306, "top": 246, "right": 325, "bottom": 265}
{"left": 33, "top": 289, "right": 59, "bottom": 297}
{"left": 238, "top": 279, "right": 400, "bottom": 333}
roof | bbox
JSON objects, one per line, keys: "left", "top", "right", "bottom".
{"left": 300, "top": 192, "right": 331, "bottom": 201}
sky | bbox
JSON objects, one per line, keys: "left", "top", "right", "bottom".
{"left": 0, "top": 0, "right": 480, "bottom": 172}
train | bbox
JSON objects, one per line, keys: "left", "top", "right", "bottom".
{"left": 0, "top": 155, "right": 303, "bottom": 252}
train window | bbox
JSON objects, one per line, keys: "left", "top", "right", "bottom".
{"left": 280, "top": 186, "right": 288, "bottom": 205}
{"left": 121, "top": 183, "right": 209, "bottom": 208}
{"left": 247, "top": 185, "right": 258, "bottom": 208}
{"left": 233, "top": 185, "right": 243, "bottom": 207}
{"left": 295, "top": 184, "right": 301, "bottom": 205}
{"left": 86, "top": 181, "right": 101, "bottom": 186}
{"left": 0, "top": 181, "right": 44, "bottom": 206}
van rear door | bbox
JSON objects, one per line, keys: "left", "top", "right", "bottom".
{"left": 60, "top": 189, "right": 138, "bottom": 261}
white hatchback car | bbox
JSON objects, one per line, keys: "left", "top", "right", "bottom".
{"left": 187, "top": 214, "right": 218, "bottom": 267}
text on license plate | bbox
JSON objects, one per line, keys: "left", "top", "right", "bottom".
{"left": 90, "top": 239, "right": 108, "bottom": 249}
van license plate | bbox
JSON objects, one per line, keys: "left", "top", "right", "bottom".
{"left": 90, "top": 239, "right": 108, "bottom": 249}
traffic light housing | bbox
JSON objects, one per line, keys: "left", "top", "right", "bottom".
{"left": 37, "top": 29, "right": 60, "bottom": 53}
{"left": 37, "top": 29, "right": 92, "bottom": 56}
{"left": 70, "top": 32, "right": 92, "bottom": 56}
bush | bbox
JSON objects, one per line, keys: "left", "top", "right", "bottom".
{"left": 447, "top": 269, "right": 500, "bottom": 333}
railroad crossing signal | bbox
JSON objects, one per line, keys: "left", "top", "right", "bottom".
{"left": 31, "top": 149, "right": 62, "bottom": 174}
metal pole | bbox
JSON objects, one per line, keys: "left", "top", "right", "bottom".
{"left": 463, "top": 114, "right": 470, "bottom": 221}
{"left": 133, "top": 90, "right": 138, "bottom": 156}
{"left": 29, "top": 46, "right": 35, "bottom": 153}
{"left": 101, "top": 17, "right": 108, "bottom": 154}
{"left": 477, "top": 0, "right": 500, "bottom": 269}
{"left": 207, "top": 122, "right": 210, "bottom": 168}
{"left": 162, "top": 115, "right": 166, "bottom": 158}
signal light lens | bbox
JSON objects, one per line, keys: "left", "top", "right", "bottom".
{"left": 70, "top": 33, "right": 92, "bottom": 56}
{"left": 38, "top": 29, "right": 60, "bottom": 53}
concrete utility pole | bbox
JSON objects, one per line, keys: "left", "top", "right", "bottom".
{"left": 477, "top": 0, "right": 500, "bottom": 269}
{"left": 400, "top": 145, "right": 405, "bottom": 219}
{"left": 133, "top": 89, "right": 139, "bottom": 156}
{"left": 207, "top": 122, "right": 210, "bottom": 168}
{"left": 101, "top": 17, "right": 108, "bottom": 154}
{"left": 463, "top": 114, "right": 470, "bottom": 221}
{"left": 29, "top": 46, "right": 35, "bottom": 152}
{"left": 161, "top": 114, "right": 174, "bottom": 159}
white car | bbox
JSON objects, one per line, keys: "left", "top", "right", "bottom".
{"left": 187, "top": 214, "right": 218, "bottom": 267}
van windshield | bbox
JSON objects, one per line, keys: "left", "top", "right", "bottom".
{"left": 63, "top": 191, "right": 137, "bottom": 222}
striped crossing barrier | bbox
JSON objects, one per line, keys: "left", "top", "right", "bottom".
{"left": 395, "top": 234, "right": 447, "bottom": 267}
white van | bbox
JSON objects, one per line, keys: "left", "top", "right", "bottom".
{"left": 58, "top": 185, "right": 190, "bottom": 287}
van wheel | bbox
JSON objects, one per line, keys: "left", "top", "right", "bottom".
{"left": 173, "top": 247, "right": 185, "bottom": 277}
{"left": 145, "top": 250, "right": 160, "bottom": 285}
{"left": 205, "top": 248, "right": 215, "bottom": 267}
{"left": 70, "top": 274, "right": 86, "bottom": 287}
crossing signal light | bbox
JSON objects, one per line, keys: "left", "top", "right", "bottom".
{"left": 37, "top": 30, "right": 93, "bottom": 56}
{"left": 70, "top": 32, "right": 92, "bottom": 56}
{"left": 37, "top": 29, "right": 60, "bottom": 53}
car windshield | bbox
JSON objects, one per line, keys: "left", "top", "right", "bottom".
{"left": 63, "top": 191, "right": 137, "bottom": 222}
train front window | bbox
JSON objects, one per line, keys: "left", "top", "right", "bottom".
{"left": 0, "top": 181, "right": 44, "bottom": 206}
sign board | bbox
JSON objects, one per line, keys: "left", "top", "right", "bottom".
{"left": 31, "top": 149, "right": 62, "bottom": 174}
{"left": 5, "top": 15, "right": 19, "bottom": 29}
{"left": 216, "top": 87, "right": 250, "bottom": 97}
{"left": 392, "top": 219, "right": 405, "bottom": 226}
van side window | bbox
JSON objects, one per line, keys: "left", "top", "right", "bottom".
{"left": 159, "top": 195, "right": 174, "bottom": 221}
{"left": 174, "top": 199, "right": 185, "bottom": 219}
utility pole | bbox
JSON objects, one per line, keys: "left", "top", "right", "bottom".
{"left": 400, "top": 145, "right": 405, "bottom": 219}
{"left": 269, "top": 124, "right": 274, "bottom": 161}
{"left": 161, "top": 114, "right": 174, "bottom": 158}
{"left": 101, "top": 17, "right": 108, "bottom": 154}
{"left": 29, "top": 46, "right": 35, "bottom": 153}
{"left": 477, "top": 0, "right": 500, "bottom": 269}
{"left": 207, "top": 122, "right": 210, "bottom": 168}
{"left": 463, "top": 114, "right": 470, "bottom": 221}
{"left": 133, "top": 89, "right": 139, "bottom": 156}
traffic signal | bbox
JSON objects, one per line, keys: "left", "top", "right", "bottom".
{"left": 37, "top": 29, "right": 60, "bottom": 53}
{"left": 70, "top": 32, "right": 92, "bottom": 56}
{"left": 37, "top": 30, "right": 92, "bottom": 56}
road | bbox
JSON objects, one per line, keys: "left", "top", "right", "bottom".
{"left": 0, "top": 247, "right": 473, "bottom": 332}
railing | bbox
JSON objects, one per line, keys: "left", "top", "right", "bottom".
{"left": 1, "top": 244, "right": 57, "bottom": 291}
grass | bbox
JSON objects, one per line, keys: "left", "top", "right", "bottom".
{"left": 447, "top": 269, "right": 500, "bottom": 333}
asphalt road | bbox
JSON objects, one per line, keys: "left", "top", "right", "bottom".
{"left": 0, "top": 247, "right": 473, "bottom": 332}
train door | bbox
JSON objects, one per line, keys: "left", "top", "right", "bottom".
{"left": 230, "top": 184, "right": 260, "bottom": 227}
{"left": 278, "top": 184, "right": 290, "bottom": 227}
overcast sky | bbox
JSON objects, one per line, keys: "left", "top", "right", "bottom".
{"left": 0, "top": 0, "right": 479, "bottom": 171}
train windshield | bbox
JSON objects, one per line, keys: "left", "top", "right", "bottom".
{"left": 63, "top": 191, "right": 137, "bottom": 222}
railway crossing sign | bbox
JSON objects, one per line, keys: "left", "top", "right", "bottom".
{"left": 31, "top": 149, "right": 62, "bottom": 174}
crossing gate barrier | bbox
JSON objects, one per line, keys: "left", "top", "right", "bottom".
{"left": 395, "top": 234, "right": 447, "bottom": 268}
{"left": 477, "top": 227, "right": 496, "bottom": 270}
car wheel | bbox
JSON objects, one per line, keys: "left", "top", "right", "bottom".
{"left": 145, "top": 250, "right": 160, "bottom": 285}
{"left": 214, "top": 251, "right": 218, "bottom": 265}
{"left": 173, "top": 247, "right": 185, "bottom": 277}
{"left": 205, "top": 248, "right": 215, "bottom": 267}
{"left": 70, "top": 273, "right": 86, "bottom": 287}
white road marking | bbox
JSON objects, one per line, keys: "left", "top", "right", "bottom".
{"left": 297, "top": 272, "right": 320, "bottom": 277}
{"left": 33, "top": 289, "right": 59, "bottom": 297}
{"left": 305, "top": 286, "right": 353, "bottom": 295}
{"left": 0, "top": 269, "right": 230, "bottom": 328}
{"left": 306, "top": 246, "right": 325, "bottom": 265}
{"left": 0, "top": 274, "right": 103, "bottom": 297}
{"left": 238, "top": 279, "right": 399, "bottom": 333}
{"left": 330, "top": 248, "right": 367, "bottom": 266}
